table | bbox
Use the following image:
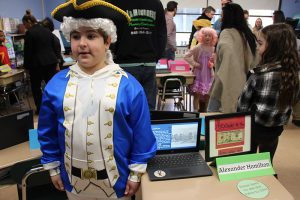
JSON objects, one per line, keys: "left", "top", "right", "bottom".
{"left": 0, "top": 69, "right": 24, "bottom": 87}
{"left": 0, "top": 142, "right": 41, "bottom": 170}
{"left": 0, "top": 142, "right": 41, "bottom": 199}
{"left": 156, "top": 71, "right": 195, "bottom": 87}
{"left": 141, "top": 168, "right": 294, "bottom": 200}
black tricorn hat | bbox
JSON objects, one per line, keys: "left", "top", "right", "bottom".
{"left": 51, "top": 0, "right": 130, "bottom": 24}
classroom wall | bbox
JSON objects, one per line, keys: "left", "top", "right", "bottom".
{"left": 44, "top": 0, "right": 65, "bottom": 29}
{"left": 0, "top": 0, "right": 43, "bottom": 21}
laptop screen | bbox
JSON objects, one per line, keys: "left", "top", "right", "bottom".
{"left": 151, "top": 118, "right": 201, "bottom": 153}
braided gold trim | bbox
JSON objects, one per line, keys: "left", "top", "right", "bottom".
{"left": 52, "top": 0, "right": 131, "bottom": 23}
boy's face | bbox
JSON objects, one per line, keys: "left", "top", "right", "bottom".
{"left": 70, "top": 27, "right": 111, "bottom": 74}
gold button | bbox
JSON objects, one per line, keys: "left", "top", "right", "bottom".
{"left": 105, "top": 107, "right": 115, "bottom": 113}
{"left": 64, "top": 120, "right": 70, "bottom": 125}
{"left": 108, "top": 155, "right": 113, "bottom": 161}
{"left": 106, "top": 144, "right": 113, "bottom": 150}
{"left": 87, "top": 152, "right": 93, "bottom": 155}
{"left": 65, "top": 153, "right": 70, "bottom": 160}
{"left": 87, "top": 160, "right": 93, "bottom": 164}
{"left": 104, "top": 121, "right": 112, "bottom": 126}
{"left": 106, "top": 94, "right": 115, "bottom": 99}
{"left": 87, "top": 121, "right": 94, "bottom": 125}
{"left": 87, "top": 132, "right": 93, "bottom": 136}
{"left": 87, "top": 142, "right": 93, "bottom": 146}
{"left": 137, "top": 173, "right": 142, "bottom": 178}
{"left": 64, "top": 106, "right": 71, "bottom": 111}
{"left": 110, "top": 83, "right": 118, "bottom": 87}
{"left": 65, "top": 130, "right": 70, "bottom": 137}
{"left": 65, "top": 142, "right": 70, "bottom": 148}
{"left": 113, "top": 175, "right": 118, "bottom": 180}
{"left": 105, "top": 133, "right": 112, "bottom": 139}
{"left": 110, "top": 166, "right": 116, "bottom": 171}
{"left": 65, "top": 93, "right": 74, "bottom": 98}
{"left": 68, "top": 82, "right": 75, "bottom": 87}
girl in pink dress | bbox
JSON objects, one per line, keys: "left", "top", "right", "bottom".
{"left": 184, "top": 27, "right": 218, "bottom": 112}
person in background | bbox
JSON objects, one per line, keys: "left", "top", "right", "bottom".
{"left": 273, "top": 10, "right": 285, "bottom": 24}
{"left": 188, "top": 6, "right": 215, "bottom": 49}
{"left": 38, "top": 0, "right": 156, "bottom": 199}
{"left": 184, "top": 27, "right": 218, "bottom": 112}
{"left": 237, "top": 23, "right": 299, "bottom": 162}
{"left": 243, "top": 10, "right": 252, "bottom": 30}
{"left": 207, "top": 3, "right": 257, "bottom": 113}
{"left": 0, "top": 30, "right": 11, "bottom": 66}
{"left": 109, "top": 0, "right": 167, "bottom": 110}
{"left": 22, "top": 12, "right": 58, "bottom": 114}
{"left": 252, "top": 18, "right": 263, "bottom": 39}
{"left": 189, "top": 19, "right": 212, "bottom": 49}
{"left": 213, "top": 0, "right": 232, "bottom": 35}
{"left": 164, "top": 1, "right": 178, "bottom": 60}
{"left": 41, "top": 17, "right": 64, "bottom": 70}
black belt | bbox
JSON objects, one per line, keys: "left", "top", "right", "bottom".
{"left": 72, "top": 167, "right": 108, "bottom": 180}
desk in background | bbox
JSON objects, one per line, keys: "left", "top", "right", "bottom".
{"left": 141, "top": 169, "right": 294, "bottom": 200}
{"left": 0, "top": 69, "right": 24, "bottom": 87}
{"left": 156, "top": 71, "right": 195, "bottom": 87}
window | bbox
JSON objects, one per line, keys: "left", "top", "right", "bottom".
{"left": 173, "top": 8, "right": 274, "bottom": 47}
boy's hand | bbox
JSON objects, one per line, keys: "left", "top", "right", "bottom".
{"left": 124, "top": 180, "right": 140, "bottom": 197}
{"left": 51, "top": 174, "right": 65, "bottom": 191}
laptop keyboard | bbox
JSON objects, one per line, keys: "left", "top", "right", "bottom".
{"left": 148, "top": 153, "right": 205, "bottom": 168}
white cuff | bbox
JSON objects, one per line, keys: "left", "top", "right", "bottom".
{"left": 49, "top": 167, "right": 61, "bottom": 177}
{"left": 128, "top": 171, "right": 143, "bottom": 182}
{"left": 128, "top": 163, "right": 147, "bottom": 182}
{"left": 43, "top": 161, "right": 60, "bottom": 170}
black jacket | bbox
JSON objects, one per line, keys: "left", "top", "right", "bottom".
{"left": 24, "top": 24, "right": 58, "bottom": 69}
{"left": 109, "top": 0, "right": 167, "bottom": 63}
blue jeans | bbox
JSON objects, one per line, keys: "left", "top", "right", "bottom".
{"left": 121, "top": 65, "right": 157, "bottom": 110}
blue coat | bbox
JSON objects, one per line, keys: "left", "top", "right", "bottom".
{"left": 38, "top": 67, "right": 156, "bottom": 197}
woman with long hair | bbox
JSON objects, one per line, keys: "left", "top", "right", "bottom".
{"left": 252, "top": 17, "right": 263, "bottom": 38}
{"left": 207, "top": 3, "right": 257, "bottom": 113}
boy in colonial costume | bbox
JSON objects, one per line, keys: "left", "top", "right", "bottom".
{"left": 37, "top": 0, "right": 157, "bottom": 199}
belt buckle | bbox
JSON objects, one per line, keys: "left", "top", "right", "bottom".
{"left": 82, "top": 169, "right": 97, "bottom": 180}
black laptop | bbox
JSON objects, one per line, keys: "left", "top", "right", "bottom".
{"left": 0, "top": 110, "right": 34, "bottom": 150}
{"left": 147, "top": 118, "right": 212, "bottom": 181}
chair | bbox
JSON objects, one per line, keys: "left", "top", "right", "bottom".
{"left": 0, "top": 75, "right": 31, "bottom": 113}
{"left": 10, "top": 158, "right": 67, "bottom": 200}
{"left": 157, "top": 75, "right": 186, "bottom": 111}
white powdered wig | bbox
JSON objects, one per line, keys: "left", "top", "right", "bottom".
{"left": 60, "top": 16, "right": 117, "bottom": 43}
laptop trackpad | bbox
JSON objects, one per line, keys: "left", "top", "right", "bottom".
{"left": 169, "top": 168, "right": 192, "bottom": 175}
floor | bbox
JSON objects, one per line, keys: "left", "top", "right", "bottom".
{"left": 2, "top": 95, "right": 299, "bottom": 200}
